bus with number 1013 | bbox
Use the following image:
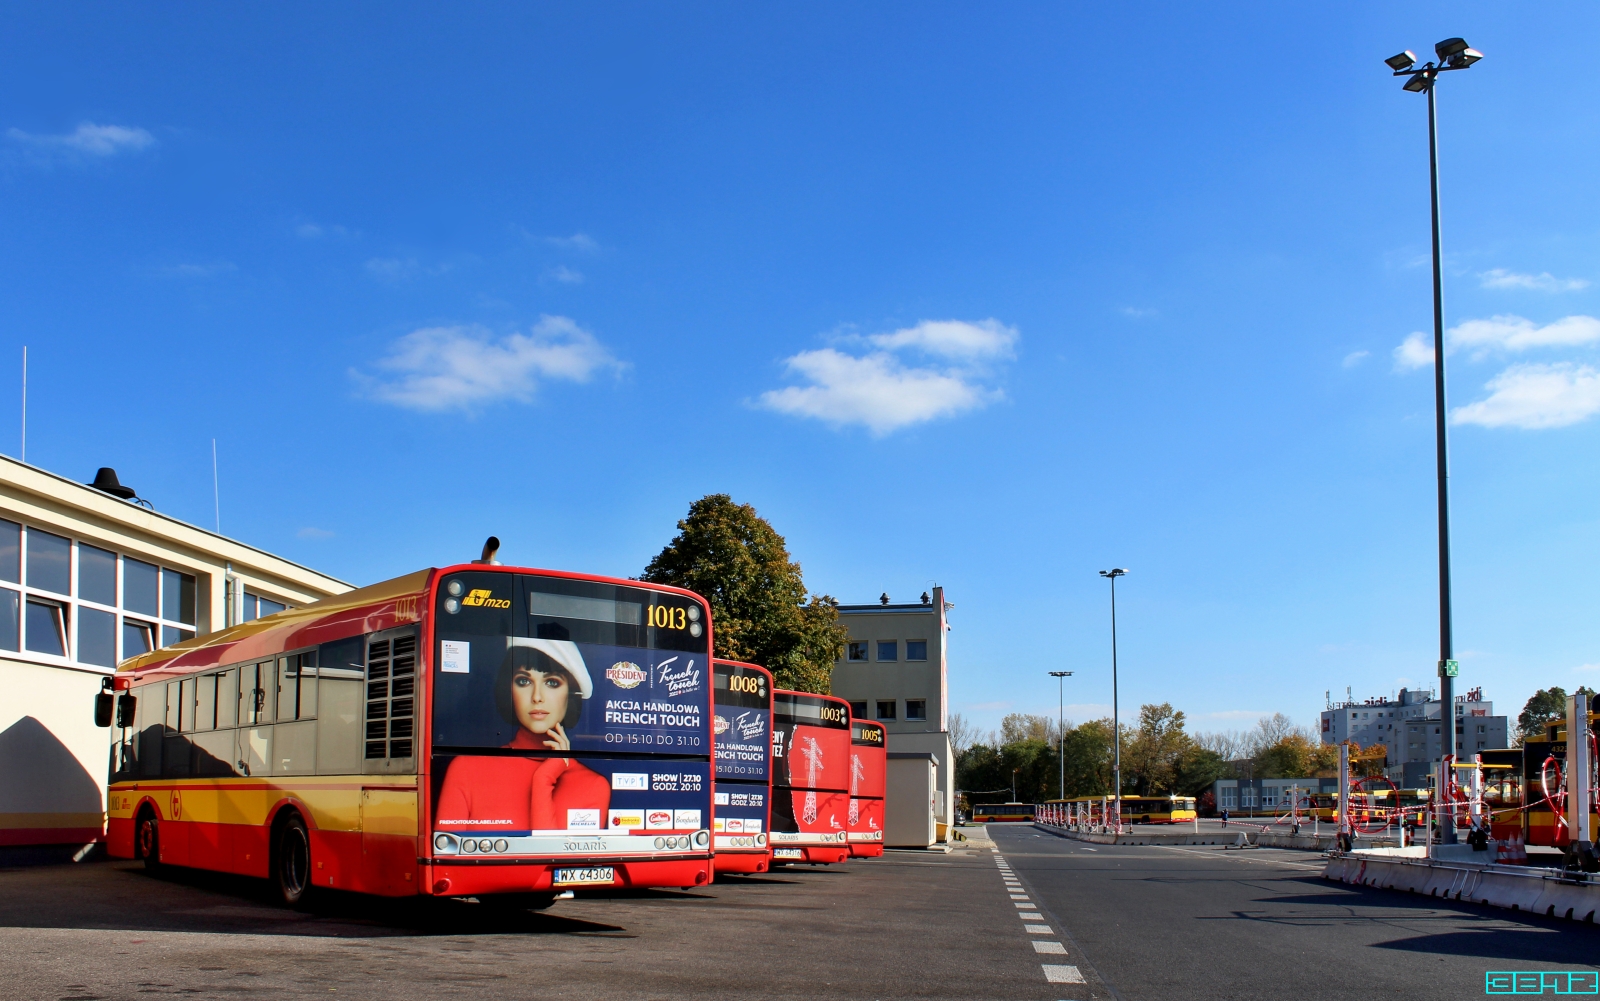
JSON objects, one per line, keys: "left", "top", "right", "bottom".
{"left": 99, "top": 545, "right": 717, "bottom": 907}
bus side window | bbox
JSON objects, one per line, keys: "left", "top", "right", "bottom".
{"left": 316, "top": 637, "right": 364, "bottom": 775}
{"left": 137, "top": 686, "right": 162, "bottom": 778}
{"left": 216, "top": 668, "right": 238, "bottom": 729}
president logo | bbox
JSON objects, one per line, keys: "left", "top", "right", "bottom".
{"left": 714, "top": 715, "right": 730, "bottom": 735}
{"left": 460, "top": 589, "right": 511, "bottom": 609}
{"left": 606, "top": 662, "right": 646, "bottom": 689}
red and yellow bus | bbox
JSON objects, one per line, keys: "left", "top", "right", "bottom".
{"left": 711, "top": 660, "right": 772, "bottom": 874}
{"left": 102, "top": 561, "right": 716, "bottom": 906}
{"left": 769, "top": 689, "right": 851, "bottom": 864}
{"left": 847, "top": 719, "right": 886, "bottom": 858}
{"left": 971, "top": 803, "right": 1034, "bottom": 823}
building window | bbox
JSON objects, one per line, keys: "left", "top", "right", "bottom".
{"left": 906, "top": 640, "right": 927, "bottom": 661}
{"left": 24, "top": 598, "right": 67, "bottom": 656}
{"left": 906, "top": 699, "right": 927, "bottom": 721}
{"left": 846, "top": 641, "right": 868, "bottom": 662}
{"left": 876, "top": 700, "right": 896, "bottom": 720}
{"left": 877, "top": 641, "right": 897, "bottom": 662}
{"left": 241, "top": 591, "right": 288, "bottom": 622}
{"left": 1220, "top": 788, "right": 1237, "bottom": 809}
{"left": 849, "top": 701, "right": 868, "bottom": 718}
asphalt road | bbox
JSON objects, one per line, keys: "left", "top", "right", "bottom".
{"left": 990, "top": 823, "right": 1599, "bottom": 1001}
{"left": 0, "top": 838, "right": 1063, "bottom": 1001}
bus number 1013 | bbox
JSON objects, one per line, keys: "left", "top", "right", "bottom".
{"left": 649, "top": 606, "right": 688, "bottom": 630}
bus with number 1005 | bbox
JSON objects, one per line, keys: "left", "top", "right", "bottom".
{"left": 847, "top": 718, "right": 886, "bottom": 857}
{"left": 99, "top": 550, "right": 717, "bottom": 907}
{"left": 711, "top": 659, "right": 773, "bottom": 874}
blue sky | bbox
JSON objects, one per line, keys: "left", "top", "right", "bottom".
{"left": 2, "top": 4, "right": 1597, "bottom": 739}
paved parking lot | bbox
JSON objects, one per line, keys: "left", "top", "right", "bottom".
{"left": 0, "top": 833, "right": 1081, "bottom": 1001}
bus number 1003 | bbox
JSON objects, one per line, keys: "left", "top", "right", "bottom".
{"left": 649, "top": 606, "right": 688, "bottom": 630}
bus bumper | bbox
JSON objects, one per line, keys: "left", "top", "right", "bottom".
{"left": 712, "top": 850, "right": 771, "bottom": 875}
{"left": 424, "top": 857, "right": 711, "bottom": 897}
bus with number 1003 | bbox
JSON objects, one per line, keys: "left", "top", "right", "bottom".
{"left": 769, "top": 689, "right": 852, "bottom": 864}
{"left": 100, "top": 550, "right": 717, "bottom": 907}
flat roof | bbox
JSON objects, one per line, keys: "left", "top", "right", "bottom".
{"left": 0, "top": 454, "right": 351, "bottom": 588}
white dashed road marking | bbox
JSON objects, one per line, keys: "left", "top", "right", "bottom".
{"left": 1032, "top": 941, "right": 1067, "bottom": 954}
{"left": 1043, "top": 964, "right": 1086, "bottom": 984}
{"left": 1024, "top": 924, "right": 1052, "bottom": 934}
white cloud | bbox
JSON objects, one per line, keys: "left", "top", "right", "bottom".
{"left": 547, "top": 265, "right": 584, "bottom": 284}
{"left": 1393, "top": 332, "right": 1434, "bottom": 370}
{"left": 758, "top": 319, "right": 1016, "bottom": 436}
{"left": 1121, "top": 306, "right": 1158, "bottom": 318}
{"left": 1479, "top": 269, "right": 1590, "bottom": 292}
{"left": 6, "top": 122, "right": 155, "bottom": 160}
{"left": 545, "top": 233, "right": 599, "bottom": 252}
{"left": 1450, "top": 363, "right": 1600, "bottom": 429}
{"left": 1205, "top": 710, "right": 1272, "bottom": 721}
{"left": 361, "top": 317, "right": 621, "bottom": 412}
{"left": 297, "top": 527, "right": 335, "bottom": 540}
{"left": 297, "top": 221, "right": 354, "bottom": 239}
{"left": 159, "top": 262, "right": 235, "bottom": 279}
{"left": 1574, "top": 663, "right": 1600, "bottom": 674}
{"left": 366, "top": 257, "right": 421, "bottom": 280}
{"left": 865, "top": 319, "right": 1018, "bottom": 361}
{"left": 1448, "top": 314, "right": 1600, "bottom": 356}
{"left": 1342, "top": 350, "right": 1370, "bottom": 368}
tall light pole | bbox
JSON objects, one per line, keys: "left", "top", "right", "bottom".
{"left": 1099, "top": 569, "right": 1127, "bottom": 829}
{"left": 1387, "top": 38, "right": 1482, "bottom": 845}
{"left": 1049, "top": 671, "right": 1073, "bottom": 799}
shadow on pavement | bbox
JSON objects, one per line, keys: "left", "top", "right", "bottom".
{"left": 1373, "top": 929, "right": 1598, "bottom": 961}
{"left": 0, "top": 862, "right": 627, "bottom": 939}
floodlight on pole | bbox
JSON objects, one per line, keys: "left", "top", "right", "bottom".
{"left": 1098, "top": 569, "right": 1128, "bottom": 830}
{"left": 1385, "top": 36, "right": 1482, "bottom": 845}
{"left": 1049, "top": 671, "right": 1073, "bottom": 800}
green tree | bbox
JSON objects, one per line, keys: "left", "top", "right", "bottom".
{"left": 1174, "top": 746, "right": 1231, "bottom": 796}
{"left": 1125, "top": 703, "right": 1191, "bottom": 795}
{"left": 1518, "top": 687, "right": 1585, "bottom": 741}
{"left": 1059, "top": 719, "right": 1119, "bottom": 797}
{"left": 641, "top": 494, "right": 847, "bottom": 692}
{"left": 1000, "top": 713, "right": 1055, "bottom": 745}
{"left": 1254, "top": 733, "right": 1338, "bottom": 779}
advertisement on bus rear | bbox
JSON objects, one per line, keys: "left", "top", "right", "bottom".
{"left": 771, "top": 695, "right": 851, "bottom": 839}
{"left": 428, "top": 572, "right": 712, "bottom": 846}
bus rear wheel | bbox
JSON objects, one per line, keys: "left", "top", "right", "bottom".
{"left": 135, "top": 809, "right": 160, "bottom": 872}
{"left": 273, "top": 812, "right": 313, "bottom": 907}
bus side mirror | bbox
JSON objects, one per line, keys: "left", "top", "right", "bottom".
{"left": 116, "top": 693, "right": 137, "bottom": 729}
{"left": 94, "top": 679, "right": 114, "bottom": 728}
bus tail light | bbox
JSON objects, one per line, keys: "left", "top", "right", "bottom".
{"left": 433, "top": 878, "right": 451, "bottom": 894}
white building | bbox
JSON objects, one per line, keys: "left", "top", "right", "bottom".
{"left": 829, "top": 588, "right": 954, "bottom": 833}
{"left": 0, "top": 457, "right": 348, "bottom": 860}
{"left": 1319, "top": 686, "right": 1509, "bottom": 789}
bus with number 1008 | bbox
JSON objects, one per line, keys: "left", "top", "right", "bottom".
{"left": 711, "top": 660, "right": 773, "bottom": 874}
{"left": 100, "top": 552, "right": 717, "bottom": 907}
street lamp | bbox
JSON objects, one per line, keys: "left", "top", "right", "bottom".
{"left": 1049, "top": 671, "right": 1073, "bottom": 800}
{"left": 1387, "top": 37, "right": 1482, "bottom": 845}
{"left": 1099, "top": 568, "right": 1128, "bottom": 830}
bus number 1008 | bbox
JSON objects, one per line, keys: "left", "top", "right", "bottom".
{"left": 728, "top": 675, "right": 764, "bottom": 694}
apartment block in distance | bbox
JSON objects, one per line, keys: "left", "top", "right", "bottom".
{"left": 0, "top": 457, "right": 349, "bottom": 860}
{"left": 830, "top": 587, "right": 954, "bottom": 832}
{"left": 1319, "top": 685, "right": 1509, "bottom": 789}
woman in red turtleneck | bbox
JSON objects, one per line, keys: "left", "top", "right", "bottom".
{"left": 435, "top": 644, "right": 610, "bottom": 831}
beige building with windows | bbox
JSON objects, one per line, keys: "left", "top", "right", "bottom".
{"left": 0, "top": 456, "right": 349, "bottom": 859}
{"left": 829, "top": 587, "right": 954, "bottom": 831}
